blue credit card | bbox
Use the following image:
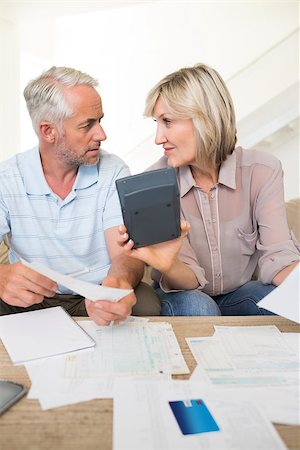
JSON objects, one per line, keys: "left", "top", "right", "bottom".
{"left": 169, "top": 399, "right": 220, "bottom": 435}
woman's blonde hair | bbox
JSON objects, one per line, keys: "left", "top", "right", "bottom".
{"left": 144, "top": 63, "right": 237, "bottom": 169}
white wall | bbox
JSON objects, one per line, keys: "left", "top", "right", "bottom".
{"left": 0, "top": 17, "right": 20, "bottom": 160}
{"left": 0, "top": 1, "right": 299, "bottom": 199}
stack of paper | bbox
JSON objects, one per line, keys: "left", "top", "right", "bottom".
{"left": 186, "top": 325, "right": 300, "bottom": 425}
{"left": 112, "top": 325, "right": 299, "bottom": 450}
{"left": 25, "top": 319, "right": 189, "bottom": 410}
{"left": 113, "top": 379, "right": 288, "bottom": 450}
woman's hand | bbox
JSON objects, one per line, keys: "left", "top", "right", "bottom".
{"left": 272, "top": 261, "right": 299, "bottom": 286}
{"left": 117, "top": 220, "right": 190, "bottom": 274}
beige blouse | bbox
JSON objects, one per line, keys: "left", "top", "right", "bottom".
{"left": 148, "top": 147, "right": 300, "bottom": 295}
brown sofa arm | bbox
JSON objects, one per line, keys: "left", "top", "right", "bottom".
{"left": 285, "top": 197, "right": 300, "bottom": 243}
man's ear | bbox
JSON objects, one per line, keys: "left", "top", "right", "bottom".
{"left": 39, "top": 122, "right": 57, "bottom": 143}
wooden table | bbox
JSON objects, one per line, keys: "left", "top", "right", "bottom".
{"left": 0, "top": 316, "right": 299, "bottom": 450}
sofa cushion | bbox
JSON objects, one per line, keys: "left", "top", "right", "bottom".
{"left": 285, "top": 197, "right": 300, "bottom": 242}
{"left": 0, "top": 241, "right": 8, "bottom": 264}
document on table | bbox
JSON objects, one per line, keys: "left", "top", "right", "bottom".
{"left": 21, "top": 258, "right": 132, "bottom": 302}
{"left": 258, "top": 265, "right": 300, "bottom": 322}
{"left": 113, "top": 379, "right": 287, "bottom": 450}
{"left": 187, "top": 326, "right": 299, "bottom": 388}
{"left": 26, "top": 320, "right": 187, "bottom": 409}
{"left": 26, "top": 356, "right": 115, "bottom": 409}
{"left": 213, "top": 325, "right": 299, "bottom": 371}
{"left": 0, "top": 307, "right": 95, "bottom": 365}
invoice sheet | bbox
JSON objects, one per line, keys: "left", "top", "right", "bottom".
{"left": 213, "top": 325, "right": 299, "bottom": 370}
{"left": 282, "top": 332, "right": 300, "bottom": 353}
{"left": 21, "top": 258, "right": 132, "bottom": 301}
{"left": 113, "top": 379, "right": 287, "bottom": 450}
{"left": 26, "top": 320, "right": 186, "bottom": 409}
{"left": 27, "top": 359, "right": 170, "bottom": 410}
{"left": 190, "top": 365, "right": 300, "bottom": 425}
{"left": 186, "top": 326, "right": 299, "bottom": 387}
{"left": 257, "top": 265, "right": 300, "bottom": 322}
{"left": 76, "top": 320, "right": 189, "bottom": 376}
{"left": 26, "top": 352, "right": 114, "bottom": 409}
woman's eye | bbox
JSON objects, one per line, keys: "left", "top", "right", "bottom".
{"left": 163, "top": 118, "right": 171, "bottom": 125}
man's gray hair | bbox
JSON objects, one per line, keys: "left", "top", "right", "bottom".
{"left": 23, "top": 66, "right": 99, "bottom": 135}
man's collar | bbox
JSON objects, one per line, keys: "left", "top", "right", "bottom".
{"left": 23, "top": 147, "right": 99, "bottom": 194}
{"left": 73, "top": 164, "right": 99, "bottom": 190}
{"left": 23, "top": 147, "right": 51, "bottom": 194}
{"left": 178, "top": 150, "right": 237, "bottom": 197}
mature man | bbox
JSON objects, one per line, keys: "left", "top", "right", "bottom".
{"left": 0, "top": 66, "right": 160, "bottom": 323}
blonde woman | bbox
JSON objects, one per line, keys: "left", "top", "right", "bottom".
{"left": 119, "top": 63, "right": 299, "bottom": 316}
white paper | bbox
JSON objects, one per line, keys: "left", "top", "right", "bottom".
{"left": 27, "top": 356, "right": 170, "bottom": 410}
{"left": 282, "top": 332, "right": 300, "bottom": 354}
{"left": 26, "top": 353, "right": 114, "bottom": 409}
{"left": 213, "top": 325, "right": 299, "bottom": 371}
{"left": 190, "top": 366, "right": 300, "bottom": 425}
{"left": 21, "top": 258, "right": 133, "bottom": 302}
{"left": 258, "top": 265, "right": 300, "bottom": 322}
{"left": 0, "top": 306, "right": 95, "bottom": 365}
{"left": 113, "top": 379, "right": 287, "bottom": 450}
{"left": 67, "top": 320, "right": 189, "bottom": 376}
{"left": 187, "top": 327, "right": 300, "bottom": 425}
{"left": 25, "top": 320, "right": 186, "bottom": 409}
{"left": 186, "top": 326, "right": 299, "bottom": 388}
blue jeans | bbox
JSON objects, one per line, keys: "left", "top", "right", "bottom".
{"left": 155, "top": 281, "right": 276, "bottom": 316}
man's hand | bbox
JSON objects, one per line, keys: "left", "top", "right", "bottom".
{"left": 0, "top": 262, "right": 57, "bottom": 307}
{"left": 85, "top": 275, "right": 137, "bottom": 326}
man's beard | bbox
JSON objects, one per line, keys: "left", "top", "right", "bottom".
{"left": 55, "top": 140, "right": 100, "bottom": 166}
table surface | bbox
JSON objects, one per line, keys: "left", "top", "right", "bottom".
{"left": 0, "top": 315, "right": 299, "bottom": 450}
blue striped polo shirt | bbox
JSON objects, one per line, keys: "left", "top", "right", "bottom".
{"left": 0, "top": 146, "right": 130, "bottom": 293}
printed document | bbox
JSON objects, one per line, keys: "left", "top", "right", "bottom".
{"left": 187, "top": 326, "right": 300, "bottom": 425}
{"left": 26, "top": 320, "right": 187, "bottom": 409}
{"left": 113, "top": 379, "right": 287, "bottom": 450}
{"left": 187, "top": 326, "right": 299, "bottom": 388}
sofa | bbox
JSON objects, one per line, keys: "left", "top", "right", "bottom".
{"left": 0, "top": 198, "right": 299, "bottom": 283}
